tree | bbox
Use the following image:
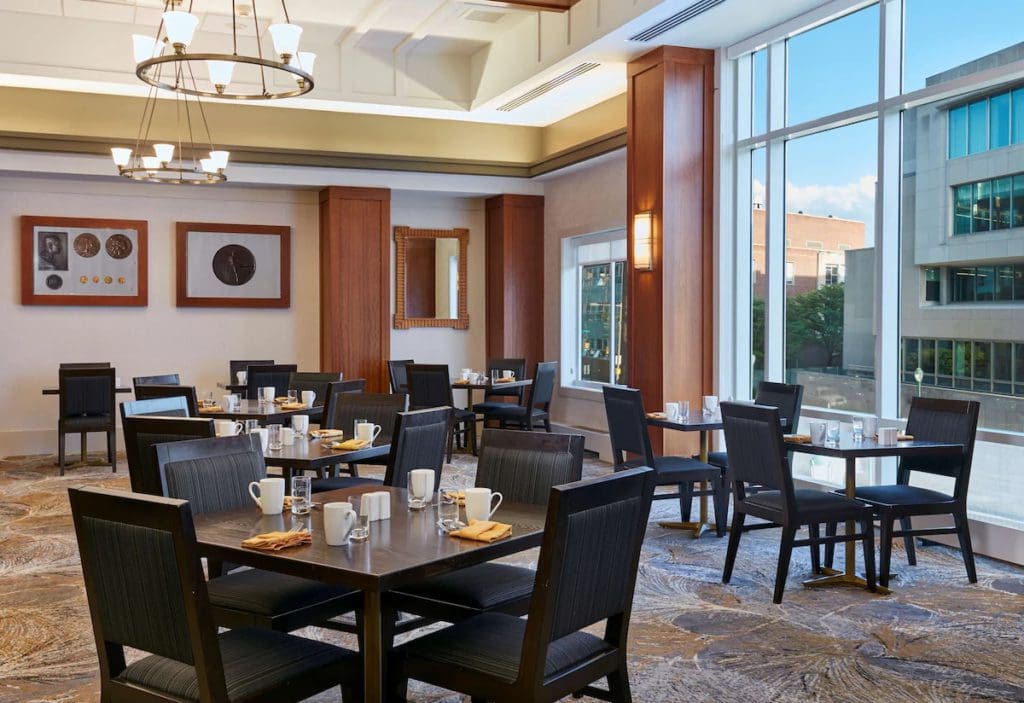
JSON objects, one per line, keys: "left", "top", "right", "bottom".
{"left": 785, "top": 283, "right": 845, "bottom": 368}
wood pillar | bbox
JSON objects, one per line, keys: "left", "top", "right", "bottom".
{"left": 627, "top": 47, "right": 715, "bottom": 454}
{"left": 485, "top": 194, "right": 545, "bottom": 372}
{"left": 319, "top": 186, "right": 391, "bottom": 392}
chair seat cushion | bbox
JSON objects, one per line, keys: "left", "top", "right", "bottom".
{"left": 393, "top": 563, "right": 535, "bottom": 611}
{"left": 746, "top": 489, "right": 867, "bottom": 517}
{"left": 208, "top": 569, "right": 359, "bottom": 617}
{"left": 62, "top": 414, "right": 114, "bottom": 431}
{"left": 311, "top": 476, "right": 382, "bottom": 494}
{"left": 849, "top": 484, "right": 955, "bottom": 508}
{"left": 624, "top": 456, "right": 719, "bottom": 484}
{"left": 117, "top": 627, "right": 355, "bottom": 701}
{"left": 472, "top": 401, "right": 521, "bottom": 414}
{"left": 396, "top": 612, "right": 613, "bottom": 684}
{"left": 706, "top": 450, "right": 729, "bottom": 469}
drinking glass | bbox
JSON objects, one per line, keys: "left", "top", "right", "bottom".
{"left": 243, "top": 419, "right": 260, "bottom": 434}
{"left": 267, "top": 423, "right": 283, "bottom": 451}
{"left": 437, "top": 490, "right": 461, "bottom": 531}
{"left": 851, "top": 418, "right": 864, "bottom": 442}
{"left": 407, "top": 470, "right": 434, "bottom": 511}
{"left": 287, "top": 389, "right": 298, "bottom": 404}
{"left": 354, "top": 418, "right": 368, "bottom": 441}
{"left": 702, "top": 395, "right": 719, "bottom": 416}
{"left": 290, "top": 476, "right": 311, "bottom": 515}
{"left": 204, "top": 391, "right": 215, "bottom": 408}
{"left": 826, "top": 421, "right": 840, "bottom": 445}
{"left": 680, "top": 400, "right": 690, "bottom": 420}
{"left": 350, "top": 513, "right": 370, "bottom": 542}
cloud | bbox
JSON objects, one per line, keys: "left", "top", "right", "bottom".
{"left": 752, "top": 179, "right": 766, "bottom": 206}
{"left": 785, "top": 174, "right": 876, "bottom": 217}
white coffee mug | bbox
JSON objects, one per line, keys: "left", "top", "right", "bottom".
{"left": 360, "top": 492, "right": 381, "bottom": 521}
{"left": 502, "top": 369, "right": 515, "bottom": 379}
{"left": 356, "top": 422, "right": 382, "bottom": 443}
{"left": 878, "top": 427, "right": 899, "bottom": 445}
{"left": 464, "top": 487, "right": 503, "bottom": 523}
{"left": 302, "top": 390, "right": 316, "bottom": 408}
{"left": 863, "top": 416, "right": 878, "bottom": 438}
{"left": 665, "top": 402, "right": 681, "bottom": 422}
{"left": 468, "top": 372, "right": 480, "bottom": 384}
{"left": 292, "top": 415, "right": 309, "bottom": 435}
{"left": 221, "top": 394, "right": 234, "bottom": 409}
{"left": 252, "top": 428, "right": 269, "bottom": 451}
{"left": 260, "top": 387, "right": 275, "bottom": 403}
{"left": 115, "top": 376, "right": 122, "bottom": 388}
{"left": 281, "top": 427, "right": 295, "bottom": 446}
{"left": 248, "top": 477, "right": 285, "bottom": 515}
{"left": 408, "top": 469, "right": 435, "bottom": 509}
{"left": 214, "top": 419, "right": 243, "bottom": 437}
{"left": 324, "top": 502, "right": 357, "bottom": 545}
{"left": 236, "top": 370, "right": 247, "bottom": 385}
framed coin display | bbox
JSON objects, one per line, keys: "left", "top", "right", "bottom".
{"left": 175, "top": 222, "right": 290, "bottom": 308}
{"left": 20, "top": 216, "right": 148, "bottom": 306}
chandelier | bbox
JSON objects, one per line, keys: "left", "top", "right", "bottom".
{"left": 135, "top": 0, "right": 315, "bottom": 101}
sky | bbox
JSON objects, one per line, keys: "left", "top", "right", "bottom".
{"left": 751, "top": 0, "right": 1024, "bottom": 246}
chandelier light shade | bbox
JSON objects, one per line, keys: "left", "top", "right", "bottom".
{"left": 136, "top": 0, "right": 315, "bottom": 101}
{"left": 131, "top": 34, "right": 162, "bottom": 64}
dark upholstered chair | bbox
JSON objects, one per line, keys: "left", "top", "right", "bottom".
{"left": 603, "top": 385, "right": 728, "bottom": 535}
{"left": 707, "top": 381, "right": 803, "bottom": 471}
{"left": 245, "top": 364, "right": 297, "bottom": 401}
{"left": 134, "top": 384, "right": 200, "bottom": 416}
{"left": 121, "top": 397, "right": 190, "bottom": 419}
{"left": 321, "top": 380, "right": 369, "bottom": 428}
{"left": 388, "top": 359, "right": 414, "bottom": 394}
{"left": 824, "top": 397, "right": 981, "bottom": 587}
{"left": 133, "top": 373, "right": 181, "bottom": 388}
{"left": 60, "top": 362, "right": 110, "bottom": 369}
{"left": 122, "top": 416, "right": 215, "bottom": 495}
{"left": 472, "top": 358, "right": 528, "bottom": 416}
{"left": 230, "top": 358, "right": 273, "bottom": 380}
{"left": 720, "top": 402, "right": 876, "bottom": 603}
{"left": 390, "top": 467, "right": 656, "bottom": 703}
{"left": 68, "top": 486, "right": 359, "bottom": 703}
{"left": 481, "top": 361, "right": 557, "bottom": 432}
{"left": 407, "top": 364, "right": 476, "bottom": 459}
{"left": 286, "top": 371, "right": 342, "bottom": 424}
{"left": 57, "top": 367, "right": 116, "bottom": 475}
{"left": 389, "top": 429, "right": 585, "bottom": 629}
{"left": 318, "top": 389, "right": 406, "bottom": 477}
{"left": 155, "top": 435, "right": 364, "bottom": 634}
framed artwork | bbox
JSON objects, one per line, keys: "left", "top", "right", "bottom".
{"left": 176, "top": 222, "right": 290, "bottom": 308}
{"left": 393, "top": 226, "right": 469, "bottom": 329}
{"left": 20, "top": 216, "right": 148, "bottom": 306}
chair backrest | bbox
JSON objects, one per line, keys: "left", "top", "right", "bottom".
{"left": 60, "top": 362, "right": 111, "bottom": 369}
{"left": 323, "top": 386, "right": 400, "bottom": 431}
{"left": 383, "top": 407, "right": 452, "bottom": 491}
{"left": 484, "top": 358, "right": 527, "bottom": 402}
{"left": 122, "top": 416, "right": 216, "bottom": 495}
{"left": 287, "top": 371, "right": 342, "bottom": 405}
{"left": 134, "top": 384, "right": 199, "bottom": 416}
{"left": 245, "top": 364, "right": 297, "bottom": 400}
{"left": 133, "top": 373, "right": 181, "bottom": 388}
{"left": 68, "top": 487, "right": 226, "bottom": 700}
{"left": 156, "top": 435, "right": 266, "bottom": 514}
{"left": 59, "top": 367, "right": 115, "bottom": 422}
{"left": 406, "top": 364, "right": 454, "bottom": 410}
{"left": 602, "top": 385, "right": 655, "bottom": 467}
{"left": 519, "top": 468, "right": 655, "bottom": 686}
{"left": 901, "top": 397, "right": 980, "bottom": 499}
{"left": 754, "top": 381, "right": 804, "bottom": 431}
{"left": 120, "top": 397, "right": 190, "bottom": 422}
{"left": 525, "top": 361, "right": 557, "bottom": 411}
{"left": 720, "top": 402, "right": 794, "bottom": 504}
{"left": 475, "top": 429, "right": 584, "bottom": 505}
{"left": 229, "top": 359, "right": 274, "bottom": 381}
{"left": 388, "top": 359, "right": 414, "bottom": 394}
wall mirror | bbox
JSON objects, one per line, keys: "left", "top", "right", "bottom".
{"left": 394, "top": 226, "right": 469, "bottom": 329}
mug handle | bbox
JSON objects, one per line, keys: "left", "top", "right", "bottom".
{"left": 489, "top": 491, "right": 503, "bottom": 517}
{"left": 342, "top": 508, "right": 356, "bottom": 538}
{"left": 248, "top": 481, "right": 261, "bottom": 507}
{"left": 372, "top": 424, "right": 382, "bottom": 441}
{"left": 234, "top": 421, "right": 244, "bottom": 435}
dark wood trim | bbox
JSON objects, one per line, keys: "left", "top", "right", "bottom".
{"left": 174, "top": 222, "right": 291, "bottom": 308}
{"left": 20, "top": 215, "right": 148, "bottom": 307}
{"left": 393, "top": 226, "right": 469, "bottom": 330}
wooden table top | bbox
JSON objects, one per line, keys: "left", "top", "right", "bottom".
{"left": 264, "top": 436, "right": 390, "bottom": 470}
{"left": 197, "top": 399, "right": 322, "bottom": 422}
{"left": 216, "top": 382, "right": 247, "bottom": 392}
{"left": 784, "top": 433, "right": 962, "bottom": 459}
{"left": 41, "top": 387, "right": 132, "bottom": 395}
{"left": 451, "top": 378, "right": 532, "bottom": 391}
{"left": 646, "top": 412, "right": 723, "bottom": 432}
{"left": 192, "top": 484, "right": 547, "bottom": 591}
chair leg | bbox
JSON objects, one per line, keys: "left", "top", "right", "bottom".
{"left": 678, "top": 482, "right": 693, "bottom": 523}
{"left": 860, "top": 517, "right": 877, "bottom": 592}
{"left": 954, "top": 510, "right": 978, "bottom": 584}
{"left": 58, "top": 431, "right": 66, "bottom": 476}
{"left": 607, "top": 662, "right": 633, "bottom": 703}
{"left": 722, "top": 510, "right": 746, "bottom": 583}
{"left": 544, "top": 418, "right": 552, "bottom": 433}
{"left": 712, "top": 476, "right": 729, "bottom": 538}
{"left": 107, "top": 430, "right": 116, "bottom": 472}
{"left": 878, "top": 515, "right": 894, "bottom": 588}
{"left": 348, "top": 462, "right": 360, "bottom": 478}
{"left": 900, "top": 517, "right": 917, "bottom": 565}
{"left": 773, "top": 526, "right": 796, "bottom": 604}
{"left": 446, "top": 427, "right": 454, "bottom": 463}
{"left": 807, "top": 523, "right": 821, "bottom": 575}
{"left": 80, "top": 432, "right": 87, "bottom": 462}
{"left": 823, "top": 521, "right": 837, "bottom": 569}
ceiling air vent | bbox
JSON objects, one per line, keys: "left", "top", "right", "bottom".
{"left": 628, "top": 0, "right": 726, "bottom": 42}
{"left": 461, "top": 8, "right": 507, "bottom": 23}
{"left": 497, "top": 62, "right": 600, "bottom": 112}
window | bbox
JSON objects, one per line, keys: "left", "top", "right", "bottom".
{"left": 949, "top": 106, "right": 968, "bottom": 159}
{"left": 924, "top": 267, "right": 940, "bottom": 301}
{"left": 946, "top": 87, "right": 1024, "bottom": 157}
{"left": 993, "top": 177, "right": 1012, "bottom": 229}
{"left": 952, "top": 173, "right": 1024, "bottom": 235}
{"left": 991, "top": 92, "right": 1011, "bottom": 149}
{"left": 949, "top": 264, "right": 1024, "bottom": 302}
{"left": 806, "top": 240, "right": 823, "bottom": 249}
{"left": 1013, "top": 88, "right": 1024, "bottom": 145}
{"left": 561, "top": 231, "right": 627, "bottom": 388}
{"left": 824, "top": 263, "right": 841, "bottom": 286}
{"left": 785, "top": 261, "right": 795, "bottom": 285}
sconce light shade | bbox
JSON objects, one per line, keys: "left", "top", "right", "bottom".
{"left": 633, "top": 211, "right": 654, "bottom": 271}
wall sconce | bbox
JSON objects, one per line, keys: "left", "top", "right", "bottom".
{"left": 633, "top": 211, "right": 654, "bottom": 271}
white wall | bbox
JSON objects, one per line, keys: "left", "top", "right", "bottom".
{"left": 542, "top": 149, "right": 627, "bottom": 453}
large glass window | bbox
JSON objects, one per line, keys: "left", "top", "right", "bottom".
{"left": 752, "top": 49, "right": 767, "bottom": 136}
{"left": 990, "top": 92, "right": 1011, "bottom": 149}
{"left": 751, "top": 147, "right": 766, "bottom": 393}
{"left": 968, "top": 100, "right": 989, "bottom": 155}
{"left": 948, "top": 106, "right": 968, "bottom": 159}
{"left": 993, "top": 177, "right": 1012, "bottom": 229}
{"left": 1013, "top": 88, "right": 1024, "bottom": 145}
{"left": 953, "top": 184, "right": 973, "bottom": 235}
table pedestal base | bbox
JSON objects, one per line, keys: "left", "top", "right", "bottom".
{"left": 657, "top": 520, "right": 712, "bottom": 538}
{"left": 802, "top": 567, "right": 890, "bottom": 595}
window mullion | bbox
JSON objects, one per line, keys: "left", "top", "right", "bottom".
{"left": 765, "top": 39, "right": 787, "bottom": 381}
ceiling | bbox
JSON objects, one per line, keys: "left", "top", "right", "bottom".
{"left": 0, "top": 0, "right": 828, "bottom": 127}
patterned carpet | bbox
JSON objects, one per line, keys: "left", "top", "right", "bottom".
{"left": 3, "top": 449, "right": 1024, "bottom": 702}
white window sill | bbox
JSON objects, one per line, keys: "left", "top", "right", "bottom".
{"left": 558, "top": 384, "right": 605, "bottom": 402}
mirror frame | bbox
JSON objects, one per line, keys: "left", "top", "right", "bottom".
{"left": 393, "top": 225, "right": 469, "bottom": 330}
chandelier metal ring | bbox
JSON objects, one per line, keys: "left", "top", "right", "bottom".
{"left": 136, "top": 53, "right": 314, "bottom": 101}
{"left": 117, "top": 166, "right": 228, "bottom": 185}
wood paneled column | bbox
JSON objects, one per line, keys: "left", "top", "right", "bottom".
{"left": 485, "top": 194, "right": 545, "bottom": 371}
{"left": 627, "top": 47, "right": 715, "bottom": 453}
{"left": 319, "top": 186, "right": 391, "bottom": 392}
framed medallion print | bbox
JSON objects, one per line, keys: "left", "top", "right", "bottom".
{"left": 20, "top": 216, "right": 148, "bottom": 306}
{"left": 176, "top": 222, "right": 290, "bottom": 308}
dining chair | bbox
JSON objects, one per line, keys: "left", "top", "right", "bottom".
{"left": 719, "top": 402, "right": 876, "bottom": 603}
{"left": 155, "top": 435, "right": 365, "bottom": 635}
{"left": 134, "top": 384, "right": 200, "bottom": 416}
{"left": 122, "top": 415, "right": 215, "bottom": 495}
{"left": 318, "top": 388, "right": 405, "bottom": 477}
{"left": 287, "top": 371, "right": 342, "bottom": 424}
{"left": 321, "top": 380, "right": 369, "bottom": 428}
{"left": 245, "top": 364, "right": 297, "bottom": 400}
{"left": 603, "top": 385, "right": 728, "bottom": 535}
{"left": 388, "top": 359, "right": 415, "bottom": 394}
{"left": 480, "top": 361, "right": 557, "bottom": 432}
{"left": 823, "top": 397, "right": 980, "bottom": 587}
{"left": 68, "top": 486, "right": 360, "bottom": 703}
{"left": 388, "top": 429, "right": 585, "bottom": 630}
{"left": 57, "top": 367, "right": 116, "bottom": 475}
{"left": 472, "top": 358, "right": 528, "bottom": 417}
{"left": 132, "top": 373, "right": 182, "bottom": 387}
{"left": 59, "top": 362, "right": 110, "bottom": 369}
{"left": 229, "top": 358, "right": 273, "bottom": 381}
{"left": 407, "top": 363, "right": 477, "bottom": 459}
{"left": 389, "top": 467, "right": 656, "bottom": 703}
{"left": 121, "top": 396, "right": 190, "bottom": 419}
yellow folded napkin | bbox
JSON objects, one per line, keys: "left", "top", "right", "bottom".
{"left": 241, "top": 530, "right": 311, "bottom": 552}
{"left": 443, "top": 490, "right": 466, "bottom": 506}
{"left": 453, "top": 378, "right": 471, "bottom": 385}
{"left": 495, "top": 377, "right": 515, "bottom": 383}
{"left": 198, "top": 405, "right": 224, "bottom": 414}
{"left": 897, "top": 434, "right": 914, "bottom": 441}
{"left": 274, "top": 396, "right": 290, "bottom": 403}
{"left": 280, "top": 402, "right": 307, "bottom": 410}
{"left": 449, "top": 519, "right": 512, "bottom": 543}
{"left": 328, "top": 438, "right": 370, "bottom": 451}
{"left": 784, "top": 434, "right": 812, "bottom": 444}
{"left": 646, "top": 412, "right": 667, "bottom": 419}
{"left": 310, "top": 428, "right": 344, "bottom": 439}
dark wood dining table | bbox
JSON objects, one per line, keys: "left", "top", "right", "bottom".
{"left": 192, "top": 484, "right": 547, "bottom": 703}
{"left": 450, "top": 378, "right": 531, "bottom": 411}
{"left": 216, "top": 381, "right": 247, "bottom": 394}
{"left": 784, "top": 431, "right": 962, "bottom": 593}
{"left": 263, "top": 436, "right": 391, "bottom": 481}
{"left": 198, "top": 399, "right": 322, "bottom": 424}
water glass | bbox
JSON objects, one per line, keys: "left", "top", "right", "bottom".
{"left": 267, "top": 423, "right": 283, "bottom": 451}
{"left": 291, "top": 476, "right": 311, "bottom": 515}
{"left": 702, "top": 395, "right": 719, "bottom": 416}
{"left": 851, "top": 418, "right": 865, "bottom": 442}
{"left": 204, "top": 391, "right": 215, "bottom": 408}
{"left": 260, "top": 386, "right": 274, "bottom": 404}
{"left": 437, "top": 491, "right": 461, "bottom": 531}
{"left": 680, "top": 400, "right": 690, "bottom": 419}
{"left": 826, "top": 421, "right": 840, "bottom": 445}
{"left": 243, "top": 419, "right": 260, "bottom": 434}
{"left": 354, "top": 418, "right": 368, "bottom": 441}
{"left": 287, "top": 389, "right": 298, "bottom": 404}
{"left": 350, "top": 513, "right": 370, "bottom": 542}
{"left": 407, "top": 469, "right": 435, "bottom": 511}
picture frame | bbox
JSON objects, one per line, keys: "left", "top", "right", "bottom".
{"left": 175, "top": 222, "right": 290, "bottom": 308}
{"left": 20, "top": 215, "right": 148, "bottom": 306}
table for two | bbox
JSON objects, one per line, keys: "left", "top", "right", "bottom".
{"left": 451, "top": 378, "right": 532, "bottom": 412}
